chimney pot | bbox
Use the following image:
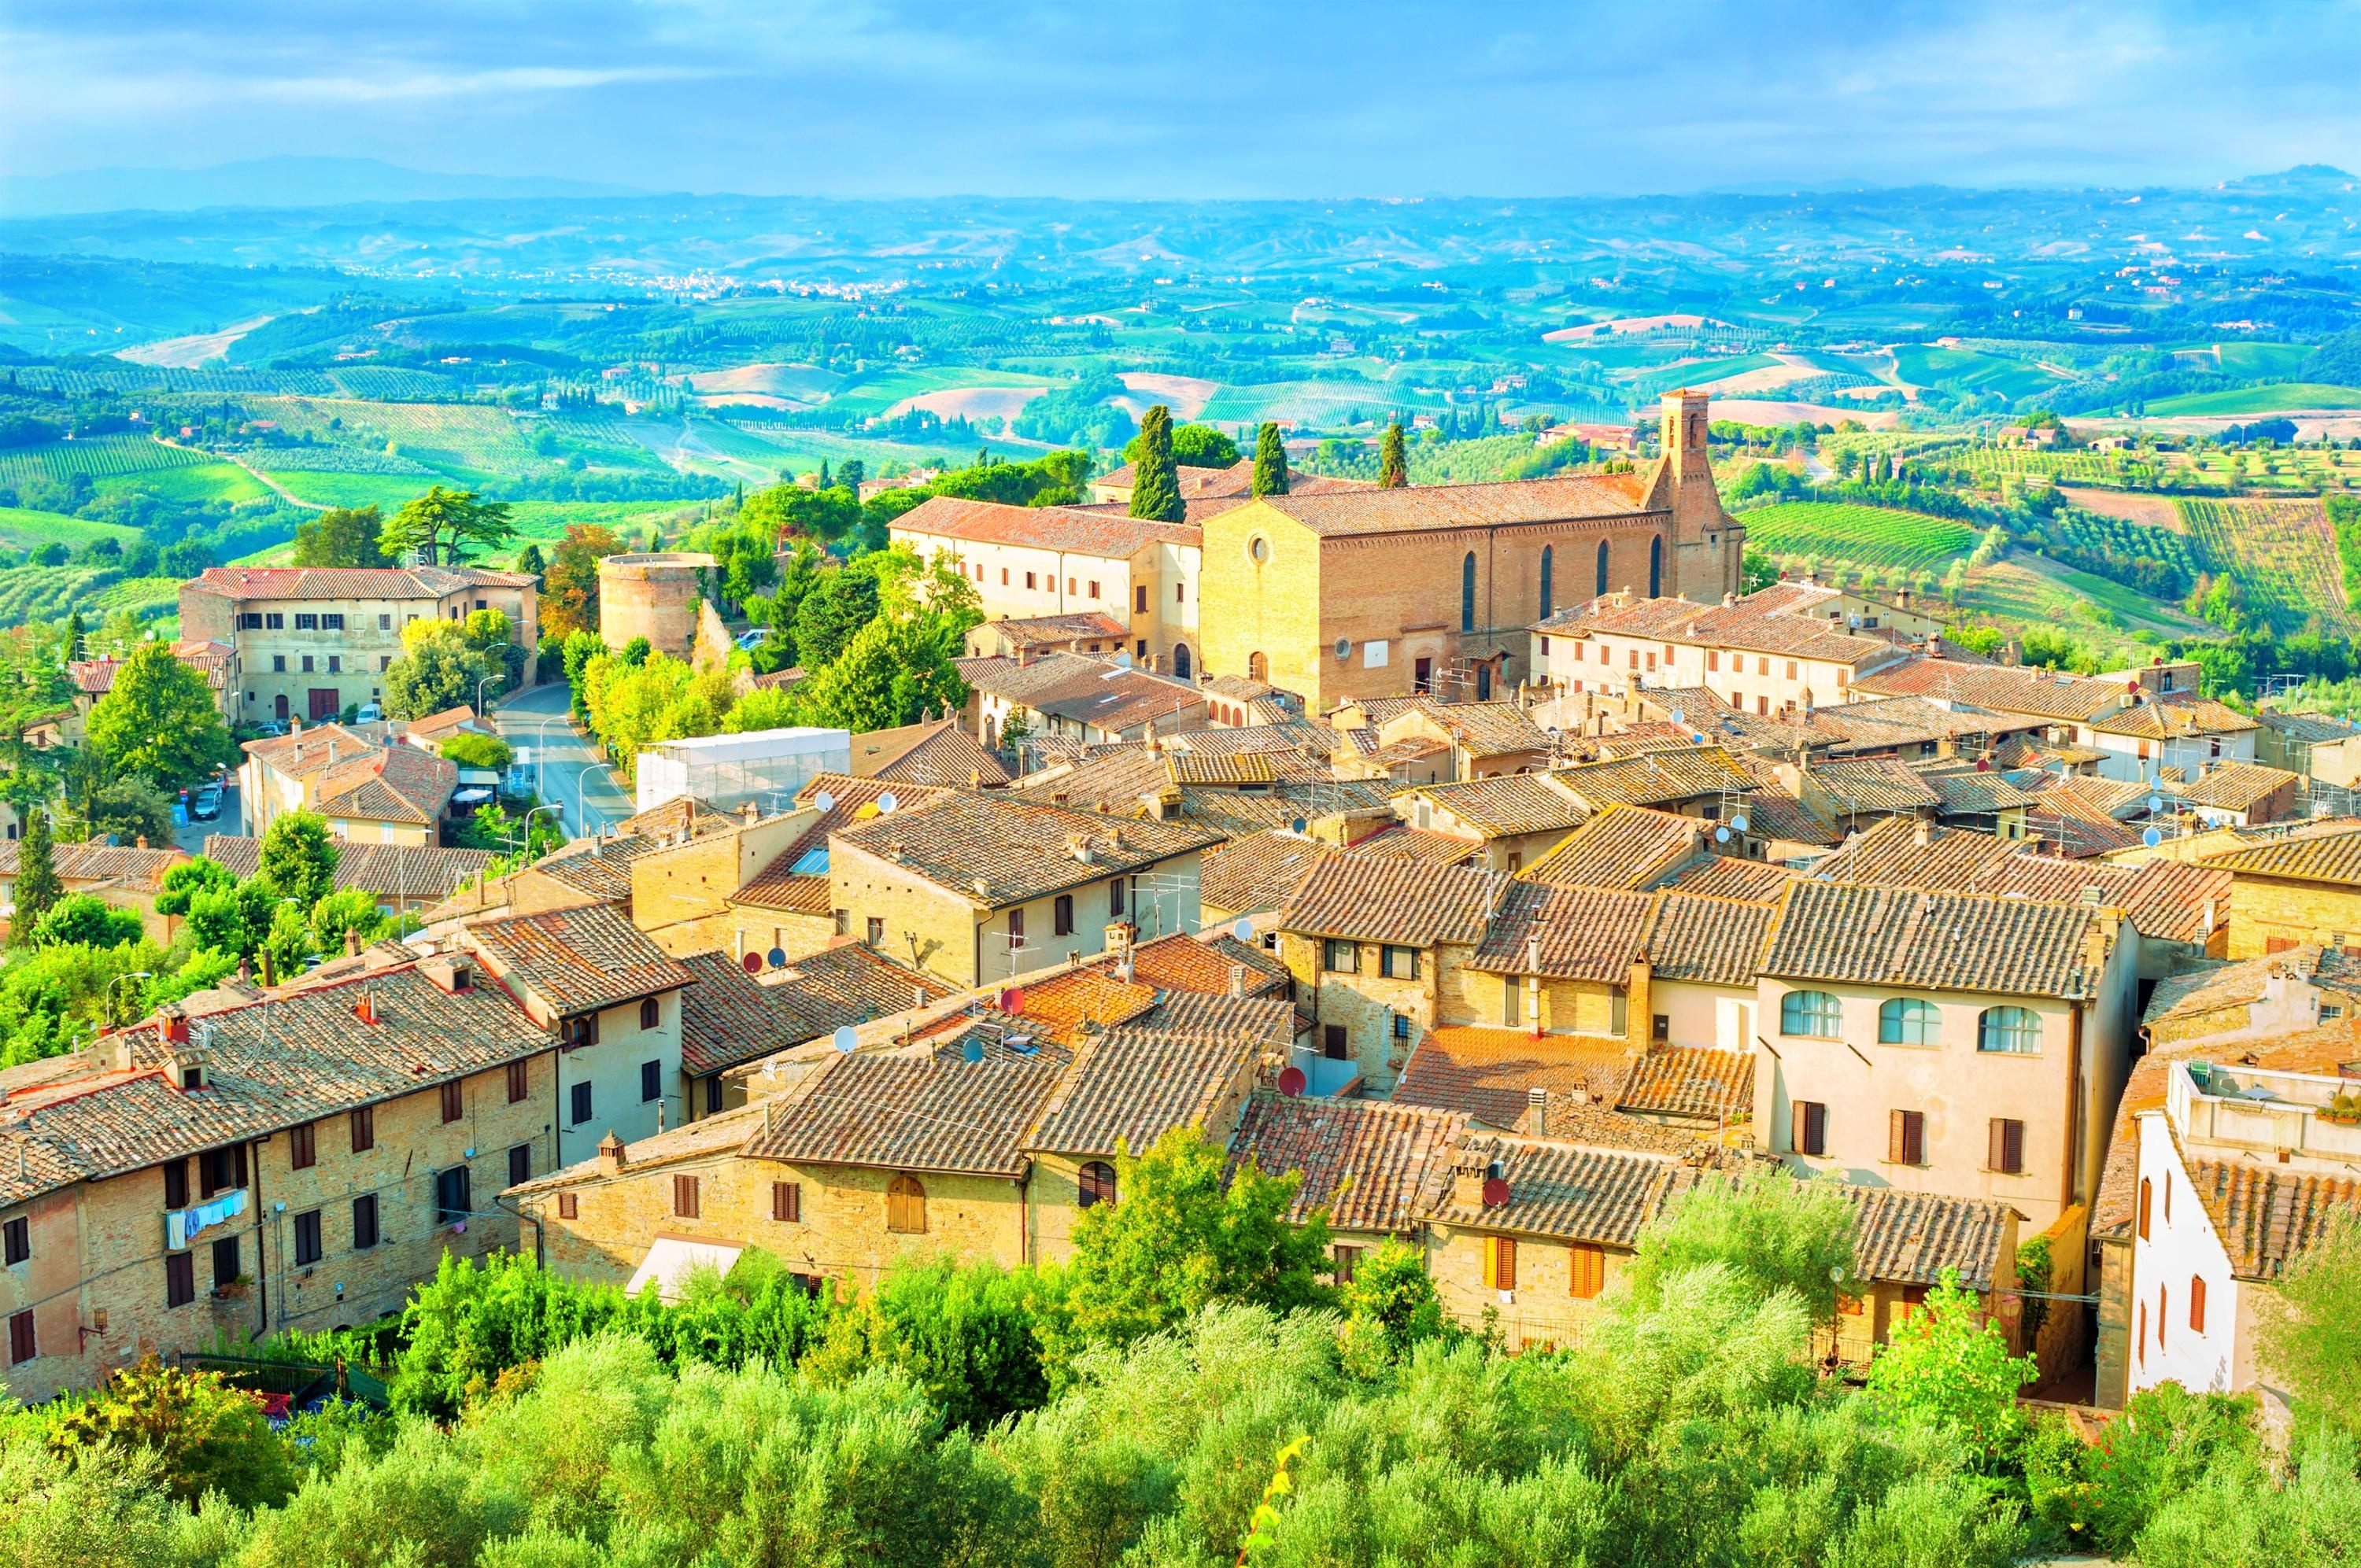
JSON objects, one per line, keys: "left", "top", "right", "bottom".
{"left": 135, "top": 834, "right": 148, "bottom": 850}
{"left": 597, "top": 1131, "right": 626, "bottom": 1175}
{"left": 345, "top": 927, "right": 363, "bottom": 958}
{"left": 1912, "top": 817, "right": 1934, "bottom": 847}
{"left": 1525, "top": 1087, "right": 1548, "bottom": 1136}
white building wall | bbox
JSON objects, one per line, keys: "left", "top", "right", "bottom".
{"left": 555, "top": 992, "right": 683, "bottom": 1167}
{"left": 2126, "top": 1108, "right": 2247, "bottom": 1397}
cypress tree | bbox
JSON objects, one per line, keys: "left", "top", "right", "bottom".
{"left": 1251, "top": 422, "right": 1289, "bottom": 497}
{"left": 1129, "top": 404, "right": 1185, "bottom": 522}
{"left": 64, "top": 611, "right": 85, "bottom": 662}
{"left": 13, "top": 806, "right": 60, "bottom": 943}
{"left": 1379, "top": 422, "right": 1409, "bottom": 489}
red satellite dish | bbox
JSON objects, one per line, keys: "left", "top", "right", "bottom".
{"left": 1000, "top": 986, "right": 1025, "bottom": 1014}
{"left": 1277, "top": 1065, "right": 1307, "bottom": 1097}
{"left": 741, "top": 951, "right": 763, "bottom": 974}
{"left": 1480, "top": 1176, "right": 1510, "bottom": 1207}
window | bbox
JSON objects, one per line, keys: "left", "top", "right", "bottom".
{"left": 1877, "top": 998, "right": 1939, "bottom": 1046}
{"left": 2189, "top": 1275, "right": 2207, "bottom": 1333}
{"left": 866, "top": 917, "right": 885, "bottom": 946}
{"left": 1247, "top": 651, "right": 1267, "bottom": 682}
{"left": 434, "top": 1166, "right": 471, "bottom": 1226}
{"left": 301, "top": 655, "right": 313, "bottom": 673}
{"left": 570, "top": 1081, "right": 593, "bottom": 1126}
{"left": 350, "top": 1106, "right": 375, "bottom": 1153}
{"left": 1648, "top": 535, "right": 1663, "bottom": 597}
{"left": 283, "top": 1120, "right": 316, "bottom": 1171}
{"left": 1077, "top": 1160, "right": 1118, "bottom": 1208}
{"left": 1108, "top": 877, "right": 1126, "bottom": 918}
{"left": 640, "top": 995, "right": 660, "bottom": 1030}
{"left": 239, "top": 612, "right": 263, "bottom": 629}
{"left": 2137, "top": 1177, "right": 2152, "bottom": 1240}
{"left": 673, "top": 1175, "right": 700, "bottom": 1219}
{"left": 1176, "top": 581, "right": 1186, "bottom": 603}
{"left": 205, "top": 1237, "right": 236, "bottom": 1293}
{"left": 887, "top": 1173, "right": 926, "bottom": 1234}
{"left": 1792, "top": 1100, "right": 1828, "bottom": 1157}
{"left": 1007, "top": 907, "right": 1025, "bottom": 946}
{"left": 1088, "top": 580, "right": 1100, "bottom": 599}
{"left": 1332, "top": 1243, "right": 1365, "bottom": 1282}
{"left": 1786, "top": 660, "right": 1798, "bottom": 681}
{"left": 2158, "top": 1286, "right": 2168, "bottom": 1349}
{"left": 1392, "top": 1013, "right": 1413, "bottom": 1041}
{"left": 1568, "top": 1242, "right": 1607, "bottom": 1300}
{"left": 773, "top": 1181, "right": 800, "bottom": 1222}
{"left": 1324, "top": 938, "right": 1360, "bottom": 973}
{"left": 556, "top": 1191, "right": 578, "bottom": 1221}
{"left": 273, "top": 655, "right": 286, "bottom": 673}
{"left": 1054, "top": 894, "right": 1074, "bottom": 936}
{"left": 1779, "top": 991, "right": 1841, "bottom": 1038}
{"left": 1323, "top": 1024, "right": 1349, "bottom": 1061}
{"left": 4, "top": 1216, "right": 28, "bottom": 1266}
{"left": 1380, "top": 944, "right": 1419, "bottom": 980}
{"left": 640, "top": 1061, "right": 662, "bottom": 1103}
{"left": 1609, "top": 987, "right": 1628, "bottom": 1037}
{"left": 353, "top": 1194, "right": 379, "bottom": 1249}
{"left": 379, "top": 614, "right": 392, "bottom": 631}
{"left": 507, "top": 1061, "right": 529, "bottom": 1104}
{"left": 200, "top": 1144, "right": 246, "bottom": 1197}
{"left": 327, "top": 655, "right": 342, "bottom": 674}
{"left": 1595, "top": 539, "right": 1610, "bottom": 596}
{"left": 264, "top": 612, "right": 283, "bottom": 630}
{"left": 1888, "top": 1109, "right": 1926, "bottom": 1166}
{"left": 165, "top": 1252, "right": 196, "bottom": 1308}
{"left": 294, "top": 1209, "right": 323, "bottom": 1267}
{"left": 8, "top": 1310, "right": 33, "bottom": 1365}
{"left": 163, "top": 1158, "right": 190, "bottom": 1210}
{"left": 440, "top": 1080, "right": 464, "bottom": 1123}
{"left": 2137, "top": 1301, "right": 2147, "bottom": 1367}
{"left": 1135, "top": 584, "right": 1148, "bottom": 613}
{"left": 706, "top": 1077, "right": 724, "bottom": 1115}
{"left": 1978, "top": 1006, "right": 2041, "bottom": 1053}
{"left": 1025, "top": 571, "right": 1037, "bottom": 590}
{"left": 1461, "top": 552, "right": 1477, "bottom": 632}
{"left": 1988, "top": 1118, "right": 2025, "bottom": 1175}
{"left": 1483, "top": 1235, "right": 1518, "bottom": 1291}
{"left": 560, "top": 1013, "right": 599, "bottom": 1049}
{"left": 508, "top": 1143, "right": 533, "bottom": 1186}
{"left": 1538, "top": 544, "right": 1554, "bottom": 619}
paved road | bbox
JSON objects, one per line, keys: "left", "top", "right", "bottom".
{"left": 493, "top": 684, "right": 634, "bottom": 838}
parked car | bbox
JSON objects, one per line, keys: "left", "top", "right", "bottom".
{"left": 190, "top": 785, "right": 222, "bottom": 821}
{"left": 356, "top": 703, "right": 383, "bottom": 723}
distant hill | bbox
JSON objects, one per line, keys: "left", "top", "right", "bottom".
{"left": 0, "top": 157, "right": 645, "bottom": 216}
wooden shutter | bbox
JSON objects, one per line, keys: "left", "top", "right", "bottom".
{"left": 290, "top": 1121, "right": 316, "bottom": 1171}
{"left": 1988, "top": 1118, "right": 2023, "bottom": 1175}
{"left": 508, "top": 1061, "right": 530, "bottom": 1103}
{"left": 888, "top": 1175, "right": 926, "bottom": 1234}
{"left": 351, "top": 1106, "right": 375, "bottom": 1153}
{"left": 9, "top": 1310, "right": 35, "bottom": 1366}
{"left": 1568, "top": 1243, "right": 1606, "bottom": 1300}
{"left": 1889, "top": 1109, "right": 1923, "bottom": 1166}
{"left": 1794, "top": 1101, "right": 1826, "bottom": 1157}
{"left": 556, "top": 1191, "right": 578, "bottom": 1220}
{"left": 774, "top": 1181, "right": 800, "bottom": 1223}
{"left": 2137, "top": 1178, "right": 2152, "bottom": 1240}
{"left": 673, "top": 1175, "right": 700, "bottom": 1219}
{"left": 232, "top": 1142, "right": 248, "bottom": 1189}
{"left": 2189, "top": 1275, "right": 2206, "bottom": 1333}
{"left": 441, "top": 1080, "right": 463, "bottom": 1123}
{"left": 1483, "top": 1236, "right": 1517, "bottom": 1291}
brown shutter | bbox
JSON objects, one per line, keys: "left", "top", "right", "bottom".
{"left": 674, "top": 1175, "right": 700, "bottom": 1219}
{"left": 2137, "top": 1179, "right": 2152, "bottom": 1240}
{"left": 2189, "top": 1275, "right": 2206, "bottom": 1332}
{"left": 774, "top": 1181, "right": 800, "bottom": 1223}
{"left": 557, "top": 1191, "right": 578, "bottom": 1220}
{"left": 233, "top": 1142, "right": 248, "bottom": 1189}
{"left": 1987, "top": 1118, "right": 2023, "bottom": 1175}
{"left": 508, "top": 1061, "right": 529, "bottom": 1103}
{"left": 1568, "top": 1243, "right": 1605, "bottom": 1299}
{"left": 1890, "top": 1110, "right": 1923, "bottom": 1165}
{"left": 1794, "top": 1101, "right": 1825, "bottom": 1157}
{"left": 351, "top": 1106, "right": 375, "bottom": 1153}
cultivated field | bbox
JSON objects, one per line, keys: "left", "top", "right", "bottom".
{"left": 2147, "top": 382, "right": 2361, "bottom": 416}
{"left": 1117, "top": 373, "right": 1221, "bottom": 420}
{"left": 0, "top": 434, "right": 212, "bottom": 488}
{"left": 2177, "top": 497, "right": 2354, "bottom": 632}
{"left": 2057, "top": 486, "right": 2185, "bottom": 529}
{"left": 0, "top": 505, "right": 142, "bottom": 552}
{"left": 1737, "top": 502, "right": 1977, "bottom": 572}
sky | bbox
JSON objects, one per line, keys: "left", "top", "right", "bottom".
{"left": 4, "top": 0, "right": 2360, "bottom": 197}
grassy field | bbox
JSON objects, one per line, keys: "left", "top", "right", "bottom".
{"left": 2146, "top": 382, "right": 2361, "bottom": 415}
{"left": 0, "top": 434, "right": 213, "bottom": 489}
{"left": 2177, "top": 497, "right": 2353, "bottom": 632}
{"left": 1626, "top": 353, "right": 1780, "bottom": 397}
{"left": 0, "top": 504, "right": 142, "bottom": 552}
{"left": 90, "top": 461, "right": 276, "bottom": 506}
{"left": 1954, "top": 557, "right": 2202, "bottom": 642}
{"left": 818, "top": 367, "right": 1065, "bottom": 422}
{"left": 1888, "top": 345, "right": 2065, "bottom": 401}
{"left": 1735, "top": 501, "right": 1978, "bottom": 572}
{"left": 253, "top": 471, "right": 433, "bottom": 511}
{"left": 1197, "top": 378, "right": 1444, "bottom": 426}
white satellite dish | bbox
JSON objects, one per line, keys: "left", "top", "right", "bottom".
{"left": 1714, "top": 825, "right": 1730, "bottom": 843}
{"left": 2141, "top": 826, "right": 2164, "bottom": 849}
{"left": 1668, "top": 709, "right": 1684, "bottom": 724}
{"left": 877, "top": 792, "right": 899, "bottom": 814}
{"left": 831, "top": 1024, "right": 858, "bottom": 1054}
{"left": 1731, "top": 814, "right": 1750, "bottom": 832}
{"left": 1232, "top": 917, "right": 1253, "bottom": 943}
{"left": 2147, "top": 795, "right": 2164, "bottom": 814}
{"left": 813, "top": 790, "right": 836, "bottom": 813}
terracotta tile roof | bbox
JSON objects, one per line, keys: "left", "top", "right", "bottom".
{"left": 1123, "top": 932, "right": 1290, "bottom": 998}
{"left": 463, "top": 903, "right": 698, "bottom": 1017}
{"left": 835, "top": 792, "right": 1220, "bottom": 908}
{"left": 1347, "top": 825, "right": 1483, "bottom": 867}
{"left": 526, "top": 832, "right": 670, "bottom": 904}
{"left": 1809, "top": 759, "right": 1945, "bottom": 814}
{"left": 1408, "top": 773, "right": 1589, "bottom": 839}
{"left": 746, "top": 1053, "right": 1065, "bottom": 1177}
{"left": 311, "top": 743, "right": 458, "bottom": 825}
{"left": 955, "top": 652, "right": 1207, "bottom": 734}
{"left": 242, "top": 723, "right": 380, "bottom": 775}
{"left": 2095, "top": 695, "right": 2259, "bottom": 741}
{"left": 1246, "top": 473, "right": 1656, "bottom": 538}
{"left": 675, "top": 946, "right": 948, "bottom": 1077}
{"left": 2256, "top": 710, "right": 2361, "bottom": 744}
{"left": 2200, "top": 823, "right": 2361, "bottom": 884}
{"left": 2169, "top": 760, "right": 2298, "bottom": 811}
{"left": 1392, "top": 1026, "right": 1642, "bottom": 1133}
{"left": 0, "top": 961, "right": 549, "bottom": 1206}
{"left": 2021, "top": 791, "right": 2149, "bottom": 858}
{"left": 396, "top": 703, "right": 483, "bottom": 743}
{"left": 204, "top": 836, "right": 490, "bottom": 902}
{"left": 1844, "top": 1187, "right": 2016, "bottom": 1291}
{"left": 1172, "top": 780, "right": 1399, "bottom": 841}
{"left": 1762, "top": 880, "right": 2102, "bottom": 998}
{"left": 977, "top": 611, "right": 1133, "bottom": 648}
{"left": 1009, "top": 968, "right": 1162, "bottom": 1044}
{"left": 894, "top": 494, "right": 1198, "bottom": 556}
{"left": 2034, "top": 776, "right": 2152, "bottom": 819}
{"left": 1198, "top": 830, "right": 1336, "bottom": 917}
{"left": 1852, "top": 657, "right": 2127, "bottom": 721}
{"left": 1278, "top": 857, "right": 1502, "bottom": 947}
{"left": 1642, "top": 891, "right": 1776, "bottom": 985}
{"left": 1619, "top": 1044, "right": 1753, "bottom": 1121}
{"left": 1810, "top": 818, "right": 2023, "bottom": 887}
{"left": 2108, "top": 860, "right": 2237, "bottom": 946}
{"left": 2141, "top": 947, "right": 2361, "bottom": 1032}
{"left": 1546, "top": 588, "right": 1905, "bottom": 667}
{"left": 1025, "top": 1013, "right": 1264, "bottom": 1157}
{"left": 1472, "top": 882, "right": 1654, "bottom": 981}
{"left": 1550, "top": 747, "right": 1757, "bottom": 810}
{"left": 0, "top": 839, "right": 187, "bottom": 894}
{"left": 1419, "top": 703, "right": 1552, "bottom": 757}
{"left": 1919, "top": 768, "right": 2039, "bottom": 814}
{"left": 1227, "top": 1093, "right": 1466, "bottom": 1232}
{"left": 2185, "top": 1158, "right": 2361, "bottom": 1279}
{"left": 848, "top": 719, "right": 1014, "bottom": 788}
{"left": 69, "top": 640, "right": 233, "bottom": 696}
{"left": 1424, "top": 1133, "right": 1696, "bottom": 1245}
{"left": 1521, "top": 804, "right": 1703, "bottom": 890}
{"left": 189, "top": 564, "right": 534, "bottom": 602}
{"left": 733, "top": 775, "right": 959, "bottom": 914}
{"left": 507, "top": 1102, "right": 769, "bottom": 1194}
{"left": 1650, "top": 853, "right": 1798, "bottom": 902}
{"left": 1732, "top": 785, "right": 1842, "bottom": 847}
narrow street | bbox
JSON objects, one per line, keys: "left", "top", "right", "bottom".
{"left": 493, "top": 682, "right": 634, "bottom": 837}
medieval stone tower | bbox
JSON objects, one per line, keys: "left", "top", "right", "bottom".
{"left": 1653, "top": 389, "right": 1746, "bottom": 600}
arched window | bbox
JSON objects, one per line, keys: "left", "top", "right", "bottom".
{"left": 1877, "top": 998, "right": 1939, "bottom": 1046}
{"left": 1172, "top": 643, "right": 1192, "bottom": 680}
{"left": 1077, "top": 1160, "right": 1117, "bottom": 1208}
{"left": 1779, "top": 990, "right": 1841, "bottom": 1038}
{"left": 1648, "top": 535, "right": 1663, "bottom": 597}
{"left": 1461, "top": 552, "right": 1477, "bottom": 632}
{"left": 1595, "top": 540, "right": 1610, "bottom": 597}
{"left": 1538, "top": 545, "right": 1554, "bottom": 620}
{"left": 887, "top": 1174, "right": 927, "bottom": 1234}
{"left": 1978, "top": 1006, "right": 2042, "bottom": 1054}
{"left": 1247, "top": 651, "right": 1268, "bottom": 683}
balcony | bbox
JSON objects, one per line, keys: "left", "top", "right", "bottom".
{"left": 2170, "top": 1059, "right": 2361, "bottom": 1165}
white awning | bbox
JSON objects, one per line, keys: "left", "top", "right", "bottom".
{"left": 623, "top": 1235, "right": 746, "bottom": 1303}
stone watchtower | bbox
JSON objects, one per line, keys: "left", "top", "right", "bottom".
{"left": 596, "top": 552, "right": 715, "bottom": 661}
{"left": 1650, "top": 389, "right": 1745, "bottom": 600}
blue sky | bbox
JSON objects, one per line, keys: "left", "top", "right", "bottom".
{"left": 5, "top": 1, "right": 2359, "bottom": 196}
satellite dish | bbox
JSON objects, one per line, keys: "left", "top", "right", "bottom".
{"left": 2148, "top": 795, "right": 2164, "bottom": 813}
{"left": 767, "top": 946, "right": 789, "bottom": 969}
{"left": 1277, "top": 1065, "right": 1307, "bottom": 1097}
{"left": 1334, "top": 637, "right": 1352, "bottom": 661}
{"left": 1480, "top": 1176, "right": 1510, "bottom": 1207}
{"left": 877, "top": 792, "right": 899, "bottom": 814}
{"left": 1731, "top": 814, "right": 1749, "bottom": 832}
{"left": 1232, "top": 917, "right": 1254, "bottom": 943}
{"left": 962, "top": 1038, "right": 985, "bottom": 1063}
{"left": 1000, "top": 986, "right": 1025, "bottom": 1014}
{"left": 1668, "top": 709, "right": 1685, "bottom": 724}
{"left": 831, "top": 1024, "right": 858, "bottom": 1054}
{"left": 741, "top": 950, "right": 763, "bottom": 974}
{"left": 1714, "top": 825, "right": 1731, "bottom": 843}
{"left": 1290, "top": 818, "right": 1307, "bottom": 834}
{"left": 813, "top": 790, "right": 836, "bottom": 813}
{"left": 2142, "top": 826, "right": 2164, "bottom": 848}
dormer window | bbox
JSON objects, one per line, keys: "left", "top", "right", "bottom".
{"left": 181, "top": 1065, "right": 205, "bottom": 1091}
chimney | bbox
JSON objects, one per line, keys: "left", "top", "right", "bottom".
{"left": 259, "top": 950, "right": 275, "bottom": 989}
{"left": 419, "top": 954, "right": 473, "bottom": 994}
{"left": 157, "top": 1002, "right": 190, "bottom": 1046}
{"left": 354, "top": 986, "right": 379, "bottom": 1025}
{"left": 236, "top": 956, "right": 252, "bottom": 987}
{"left": 1450, "top": 1152, "right": 1487, "bottom": 1210}
{"left": 328, "top": 740, "right": 338, "bottom": 764}
{"left": 135, "top": 834, "right": 148, "bottom": 850}
{"left": 290, "top": 718, "right": 303, "bottom": 736}
{"left": 1524, "top": 1087, "right": 1548, "bottom": 1136}
{"left": 1897, "top": 586, "right": 1912, "bottom": 610}
{"left": 597, "top": 1131, "right": 626, "bottom": 1175}
{"left": 1912, "top": 817, "right": 1934, "bottom": 847}
{"left": 741, "top": 799, "right": 759, "bottom": 826}
{"left": 1017, "top": 644, "right": 1031, "bottom": 669}
{"left": 345, "top": 927, "right": 363, "bottom": 958}
{"left": 1105, "top": 921, "right": 1136, "bottom": 962}
{"left": 1143, "top": 718, "right": 1160, "bottom": 754}
{"left": 1722, "top": 591, "right": 1737, "bottom": 607}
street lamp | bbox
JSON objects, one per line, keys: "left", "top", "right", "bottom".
{"left": 567, "top": 761, "right": 609, "bottom": 836}
{"left": 475, "top": 673, "right": 498, "bottom": 720}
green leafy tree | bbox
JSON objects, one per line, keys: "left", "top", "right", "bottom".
{"left": 186, "top": 882, "right": 275, "bottom": 964}
{"left": 28, "top": 894, "right": 142, "bottom": 951}
{"left": 1127, "top": 422, "right": 1238, "bottom": 470}
{"left": 515, "top": 541, "right": 546, "bottom": 576}
{"left": 1055, "top": 1125, "right": 1334, "bottom": 1360}
{"left": 257, "top": 901, "right": 316, "bottom": 983}
{"left": 291, "top": 504, "right": 391, "bottom": 569}
{"left": 312, "top": 887, "right": 392, "bottom": 952}
{"left": 439, "top": 731, "right": 514, "bottom": 771}
{"left": 2023, "top": 1383, "right": 2260, "bottom": 1555}
{"left": 45, "top": 1354, "right": 297, "bottom": 1507}
{"left": 743, "top": 481, "right": 862, "bottom": 546}
{"left": 62, "top": 610, "right": 84, "bottom": 662}
{"left": 384, "top": 623, "right": 497, "bottom": 721}
{"left": 1251, "top": 422, "right": 1290, "bottom": 497}
{"left": 10, "top": 806, "right": 60, "bottom": 941}
{"left": 259, "top": 809, "right": 339, "bottom": 907}
{"left": 379, "top": 486, "right": 516, "bottom": 567}
{"left": 1339, "top": 1238, "right": 1452, "bottom": 1371}
{"left": 83, "top": 641, "right": 237, "bottom": 792}
{"left": 153, "top": 856, "right": 235, "bottom": 918}
{"left": 1128, "top": 404, "right": 1185, "bottom": 522}
{"left": 745, "top": 540, "right": 823, "bottom": 672}
{"left": 65, "top": 772, "right": 176, "bottom": 852}
{"left": 2257, "top": 1207, "right": 2361, "bottom": 1434}
{"left": 720, "top": 686, "right": 799, "bottom": 734}
{"left": 793, "top": 564, "right": 884, "bottom": 670}
{"left": 1625, "top": 1166, "right": 1857, "bottom": 1320}
{"left": 1378, "top": 422, "right": 1409, "bottom": 488}
{"left": 1864, "top": 1269, "right": 2038, "bottom": 1467}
